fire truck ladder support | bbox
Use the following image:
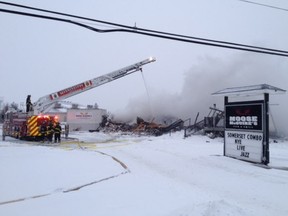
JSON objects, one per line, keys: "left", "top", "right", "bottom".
{"left": 32, "top": 57, "right": 156, "bottom": 115}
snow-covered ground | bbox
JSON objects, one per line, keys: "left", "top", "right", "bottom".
{"left": 1, "top": 126, "right": 288, "bottom": 216}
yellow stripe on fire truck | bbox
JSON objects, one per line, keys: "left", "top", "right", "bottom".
{"left": 27, "top": 116, "right": 40, "bottom": 137}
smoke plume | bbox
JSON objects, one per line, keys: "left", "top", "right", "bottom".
{"left": 115, "top": 53, "right": 288, "bottom": 135}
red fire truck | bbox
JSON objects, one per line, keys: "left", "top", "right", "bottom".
{"left": 2, "top": 57, "right": 156, "bottom": 141}
{"left": 3, "top": 112, "right": 59, "bottom": 141}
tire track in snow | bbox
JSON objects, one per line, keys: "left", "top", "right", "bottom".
{"left": 0, "top": 142, "right": 130, "bottom": 206}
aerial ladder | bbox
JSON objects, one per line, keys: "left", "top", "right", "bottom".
{"left": 2, "top": 57, "right": 156, "bottom": 141}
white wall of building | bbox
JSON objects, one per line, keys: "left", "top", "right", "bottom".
{"left": 67, "top": 108, "right": 107, "bottom": 131}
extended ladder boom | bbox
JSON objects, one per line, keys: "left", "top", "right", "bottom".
{"left": 33, "top": 57, "right": 156, "bottom": 114}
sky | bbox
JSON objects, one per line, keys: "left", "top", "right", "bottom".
{"left": 1, "top": 0, "right": 288, "bottom": 127}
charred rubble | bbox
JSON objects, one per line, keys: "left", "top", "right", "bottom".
{"left": 93, "top": 105, "right": 225, "bottom": 138}
{"left": 184, "top": 105, "right": 224, "bottom": 138}
{"left": 96, "top": 115, "right": 184, "bottom": 136}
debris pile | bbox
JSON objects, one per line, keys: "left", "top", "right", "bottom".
{"left": 98, "top": 116, "right": 184, "bottom": 136}
{"left": 184, "top": 105, "right": 224, "bottom": 138}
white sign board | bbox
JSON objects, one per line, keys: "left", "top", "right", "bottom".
{"left": 225, "top": 130, "right": 263, "bottom": 163}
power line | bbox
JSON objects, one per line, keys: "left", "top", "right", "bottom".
{"left": 1, "top": 1, "right": 287, "bottom": 55}
{"left": 238, "top": 0, "right": 288, "bottom": 12}
{"left": 0, "top": 2, "right": 288, "bottom": 57}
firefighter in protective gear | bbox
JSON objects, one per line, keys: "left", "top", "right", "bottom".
{"left": 54, "top": 122, "right": 62, "bottom": 143}
{"left": 26, "top": 95, "right": 33, "bottom": 112}
{"left": 40, "top": 122, "right": 47, "bottom": 142}
{"left": 46, "top": 122, "right": 54, "bottom": 143}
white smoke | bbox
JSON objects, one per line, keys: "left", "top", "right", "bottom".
{"left": 115, "top": 53, "right": 288, "bottom": 135}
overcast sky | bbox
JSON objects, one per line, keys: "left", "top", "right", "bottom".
{"left": 1, "top": 0, "right": 288, "bottom": 125}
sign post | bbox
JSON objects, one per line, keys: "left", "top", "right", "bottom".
{"left": 263, "top": 93, "right": 269, "bottom": 164}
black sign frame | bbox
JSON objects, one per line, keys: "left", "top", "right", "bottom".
{"left": 225, "top": 101, "right": 263, "bottom": 131}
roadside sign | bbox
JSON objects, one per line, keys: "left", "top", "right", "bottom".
{"left": 224, "top": 97, "right": 269, "bottom": 164}
{"left": 213, "top": 84, "right": 286, "bottom": 165}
